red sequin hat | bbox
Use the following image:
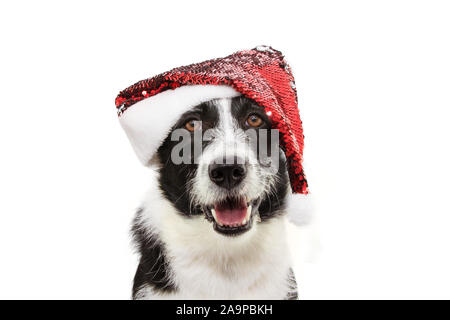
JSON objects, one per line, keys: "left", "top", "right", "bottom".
{"left": 116, "top": 46, "right": 311, "bottom": 224}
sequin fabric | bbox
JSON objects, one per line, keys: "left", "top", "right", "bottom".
{"left": 115, "top": 46, "right": 308, "bottom": 194}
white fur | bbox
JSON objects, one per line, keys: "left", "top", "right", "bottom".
{"left": 287, "top": 193, "right": 314, "bottom": 226}
{"left": 134, "top": 169, "right": 294, "bottom": 300}
{"left": 119, "top": 85, "right": 240, "bottom": 166}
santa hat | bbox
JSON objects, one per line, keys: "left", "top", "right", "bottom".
{"left": 115, "top": 46, "right": 312, "bottom": 225}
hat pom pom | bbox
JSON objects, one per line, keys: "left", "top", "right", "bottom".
{"left": 287, "top": 193, "right": 314, "bottom": 226}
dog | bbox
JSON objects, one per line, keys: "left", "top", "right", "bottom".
{"left": 130, "top": 96, "right": 298, "bottom": 299}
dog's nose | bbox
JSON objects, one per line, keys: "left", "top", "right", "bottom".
{"left": 208, "top": 163, "right": 247, "bottom": 190}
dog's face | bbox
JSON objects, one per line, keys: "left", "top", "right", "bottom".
{"left": 156, "top": 96, "right": 289, "bottom": 236}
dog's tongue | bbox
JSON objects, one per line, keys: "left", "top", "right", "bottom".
{"left": 214, "top": 198, "right": 247, "bottom": 226}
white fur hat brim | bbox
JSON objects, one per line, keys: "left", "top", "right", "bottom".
{"left": 119, "top": 84, "right": 240, "bottom": 166}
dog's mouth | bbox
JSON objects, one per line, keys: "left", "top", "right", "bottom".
{"left": 204, "top": 197, "right": 261, "bottom": 236}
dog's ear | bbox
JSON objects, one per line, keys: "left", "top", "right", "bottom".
{"left": 287, "top": 193, "right": 314, "bottom": 226}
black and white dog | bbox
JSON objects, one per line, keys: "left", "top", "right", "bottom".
{"left": 131, "top": 96, "right": 298, "bottom": 300}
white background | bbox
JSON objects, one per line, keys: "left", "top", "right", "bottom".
{"left": 1, "top": 0, "right": 449, "bottom": 299}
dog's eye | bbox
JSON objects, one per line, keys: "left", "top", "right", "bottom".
{"left": 246, "top": 114, "right": 263, "bottom": 128}
{"left": 185, "top": 119, "right": 201, "bottom": 132}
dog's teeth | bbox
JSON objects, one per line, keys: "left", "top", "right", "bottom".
{"left": 211, "top": 205, "right": 255, "bottom": 228}
{"left": 237, "top": 205, "right": 252, "bottom": 226}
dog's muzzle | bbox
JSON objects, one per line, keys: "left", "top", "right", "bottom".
{"left": 203, "top": 159, "right": 260, "bottom": 236}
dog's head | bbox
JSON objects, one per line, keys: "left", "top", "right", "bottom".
{"left": 155, "top": 96, "right": 289, "bottom": 236}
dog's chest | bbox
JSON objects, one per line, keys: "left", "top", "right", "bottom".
{"left": 168, "top": 249, "right": 291, "bottom": 299}
{"left": 158, "top": 214, "right": 292, "bottom": 299}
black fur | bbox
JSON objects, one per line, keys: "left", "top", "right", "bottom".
{"left": 131, "top": 208, "right": 176, "bottom": 298}
{"left": 157, "top": 101, "right": 219, "bottom": 216}
{"left": 286, "top": 268, "right": 299, "bottom": 300}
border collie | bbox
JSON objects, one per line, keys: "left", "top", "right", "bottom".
{"left": 131, "top": 96, "right": 298, "bottom": 300}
